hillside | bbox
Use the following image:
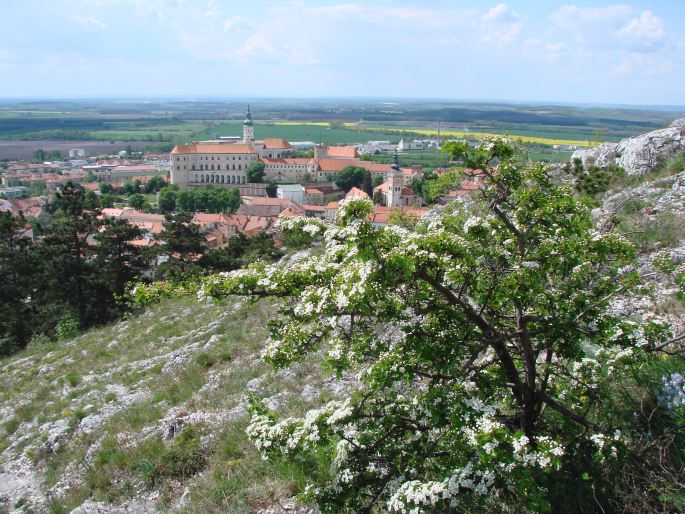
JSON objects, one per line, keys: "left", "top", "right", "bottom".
{"left": 0, "top": 271, "right": 353, "bottom": 512}
{"left": 2, "top": 125, "right": 685, "bottom": 512}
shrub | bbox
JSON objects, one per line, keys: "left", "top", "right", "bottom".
{"left": 4, "top": 418, "right": 20, "bottom": 435}
{"left": 194, "top": 352, "right": 216, "bottom": 368}
{"left": 55, "top": 317, "right": 80, "bottom": 341}
{"left": 65, "top": 371, "right": 81, "bottom": 387}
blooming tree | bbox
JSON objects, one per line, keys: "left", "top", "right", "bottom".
{"left": 135, "top": 140, "right": 674, "bottom": 512}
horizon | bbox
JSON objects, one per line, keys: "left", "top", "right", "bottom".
{"left": 0, "top": 1, "right": 683, "bottom": 105}
{"left": 1, "top": 96, "right": 684, "bottom": 112}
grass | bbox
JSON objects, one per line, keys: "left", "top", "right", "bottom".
{"left": 202, "top": 122, "right": 402, "bottom": 145}
{"left": 619, "top": 212, "right": 685, "bottom": 252}
{"left": 0, "top": 290, "right": 341, "bottom": 512}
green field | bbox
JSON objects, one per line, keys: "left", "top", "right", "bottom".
{"left": 202, "top": 122, "right": 404, "bottom": 145}
{"left": 1, "top": 98, "right": 682, "bottom": 151}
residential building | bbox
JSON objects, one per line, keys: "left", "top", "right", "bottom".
{"left": 276, "top": 184, "right": 305, "bottom": 204}
{"left": 0, "top": 186, "right": 27, "bottom": 199}
{"left": 304, "top": 188, "right": 325, "bottom": 205}
{"left": 398, "top": 139, "right": 424, "bottom": 151}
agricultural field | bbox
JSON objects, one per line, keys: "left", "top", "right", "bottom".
{"left": 202, "top": 122, "right": 403, "bottom": 145}
{"left": 0, "top": 98, "right": 683, "bottom": 157}
{"left": 348, "top": 123, "right": 596, "bottom": 146}
{"left": 0, "top": 140, "right": 158, "bottom": 160}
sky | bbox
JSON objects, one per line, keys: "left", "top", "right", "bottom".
{"left": 0, "top": 0, "right": 683, "bottom": 105}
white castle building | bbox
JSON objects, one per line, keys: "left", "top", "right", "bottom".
{"left": 170, "top": 107, "right": 421, "bottom": 193}
{"left": 170, "top": 106, "right": 292, "bottom": 190}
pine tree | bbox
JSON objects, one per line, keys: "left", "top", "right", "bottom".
{"left": 0, "top": 212, "right": 36, "bottom": 354}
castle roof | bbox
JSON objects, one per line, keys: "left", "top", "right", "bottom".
{"left": 171, "top": 143, "right": 257, "bottom": 155}
{"left": 325, "top": 146, "right": 359, "bottom": 159}
{"left": 260, "top": 138, "right": 291, "bottom": 149}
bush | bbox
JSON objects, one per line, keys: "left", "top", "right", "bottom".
{"left": 4, "top": 418, "right": 20, "bottom": 435}
{"left": 64, "top": 371, "right": 81, "bottom": 387}
{"left": 195, "top": 352, "right": 216, "bottom": 368}
{"left": 55, "top": 317, "right": 80, "bottom": 341}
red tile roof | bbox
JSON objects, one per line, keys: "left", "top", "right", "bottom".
{"left": 262, "top": 158, "right": 311, "bottom": 165}
{"left": 278, "top": 208, "right": 301, "bottom": 218}
{"left": 112, "top": 165, "right": 158, "bottom": 173}
{"left": 317, "top": 159, "right": 358, "bottom": 172}
{"left": 171, "top": 143, "right": 256, "bottom": 155}
{"left": 325, "top": 146, "right": 359, "bottom": 159}
{"left": 302, "top": 204, "right": 325, "bottom": 212}
{"left": 346, "top": 187, "right": 369, "bottom": 199}
{"left": 261, "top": 138, "right": 292, "bottom": 149}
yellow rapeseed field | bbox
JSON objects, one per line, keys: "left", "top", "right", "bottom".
{"left": 351, "top": 125, "right": 592, "bottom": 147}
{"left": 269, "top": 121, "right": 593, "bottom": 147}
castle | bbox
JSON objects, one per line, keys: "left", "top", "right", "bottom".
{"left": 170, "top": 107, "right": 420, "bottom": 206}
{"left": 170, "top": 106, "right": 292, "bottom": 190}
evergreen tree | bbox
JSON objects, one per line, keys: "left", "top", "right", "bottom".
{"left": 36, "top": 183, "right": 101, "bottom": 330}
{"left": 155, "top": 211, "right": 206, "bottom": 278}
{"left": 362, "top": 170, "right": 373, "bottom": 197}
{"left": 94, "top": 218, "right": 146, "bottom": 317}
{"left": 0, "top": 212, "right": 36, "bottom": 354}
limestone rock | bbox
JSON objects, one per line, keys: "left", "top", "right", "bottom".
{"left": 572, "top": 142, "right": 619, "bottom": 171}
{"left": 572, "top": 120, "right": 685, "bottom": 176}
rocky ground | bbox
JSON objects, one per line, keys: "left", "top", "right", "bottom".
{"left": 0, "top": 292, "right": 353, "bottom": 513}
{"left": 592, "top": 170, "right": 685, "bottom": 334}
{"left": 573, "top": 118, "right": 685, "bottom": 176}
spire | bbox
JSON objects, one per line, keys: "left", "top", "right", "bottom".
{"left": 391, "top": 149, "right": 400, "bottom": 170}
{"left": 244, "top": 104, "right": 253, "bottom": 126}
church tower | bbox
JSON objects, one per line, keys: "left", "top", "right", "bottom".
{"left": 242, "top": 105, "right": 254, "bottom": 143}
{"left": 386, "top": 150, "right": 402, "bottom": 207}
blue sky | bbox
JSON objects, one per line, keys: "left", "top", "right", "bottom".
{"left": 0, "top": 0, "right": 683, "bottom": 105}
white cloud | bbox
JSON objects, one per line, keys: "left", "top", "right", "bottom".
{"left": 71, "top": 15, "right": 108, "bottom": 29}
{"left": 523, "top": 38, "right": 565, "bottom": 61}
{"left": 551, "top": 4, "right": 667, "bottom": 51}
{"left": 617, "top": 10, "right": 665, "bottom": 40}
{"left": 234, "top": 33, "right": 276, "bottom": 60}
{"left": 551, "top": 4, "right": 633, "bottom": 29}
{"left": 223, "top": 15, "right": 245, "bottom": 32}
{"left": 481, "top": 3, "right": 523, "bottom": 45}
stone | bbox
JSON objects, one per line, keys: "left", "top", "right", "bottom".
{"left": 572, "top": 120, "right": 685, "bottom": 176}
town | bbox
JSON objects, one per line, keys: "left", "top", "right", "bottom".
{"left": 1, "top": 106, "right": 483, "bottom": 250}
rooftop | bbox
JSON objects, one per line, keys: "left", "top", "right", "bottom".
{"left": 171, "top": 143, "right": 257, "bottom": 155}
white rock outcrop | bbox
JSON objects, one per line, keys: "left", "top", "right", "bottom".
{"left": 572, "top": 119, "right": 685, "bottom": 176}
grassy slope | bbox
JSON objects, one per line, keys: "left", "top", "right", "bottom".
{"left": 0, "top": 292, "right": 342, "bottom": 512}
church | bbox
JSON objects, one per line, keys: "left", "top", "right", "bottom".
{"left": 170, "top": 106, "right": 292, "bottom": 190}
